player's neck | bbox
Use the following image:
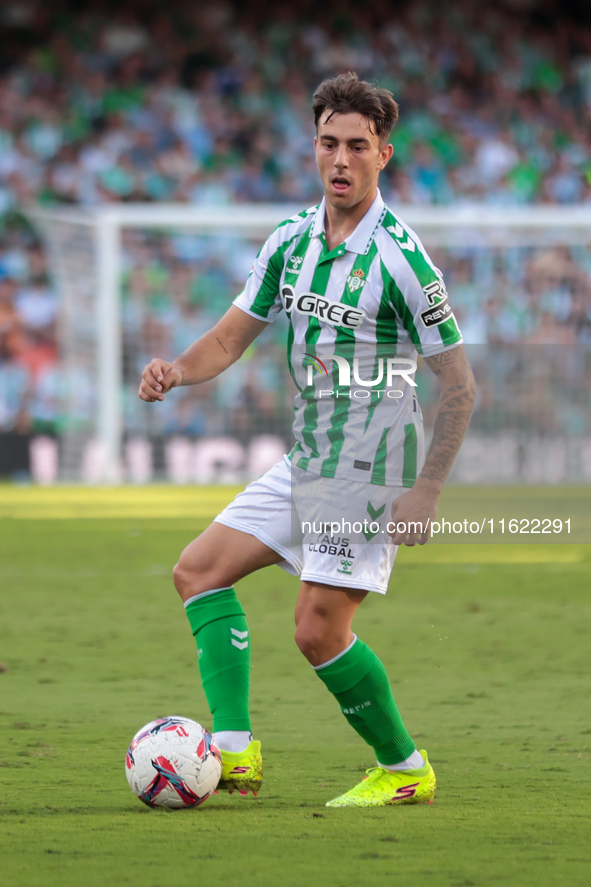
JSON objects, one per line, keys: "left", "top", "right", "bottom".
{"left": 323, "top": 187, "right": 377, "bottom": 252}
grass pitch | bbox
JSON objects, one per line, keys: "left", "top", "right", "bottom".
{"left": 0, "top": 487, "right": 590, "bottom": 887}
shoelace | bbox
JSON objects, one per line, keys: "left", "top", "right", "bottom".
{"left": 349, "top": 767, "right": 390, "bottom": 795}
{"left": 364, "top": 767, "right": 384, "bottom": 779}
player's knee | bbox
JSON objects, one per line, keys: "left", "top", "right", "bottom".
{"left": 172, "top": 560, "right": 189, "bottom": 597}
{"left": 172, "top": 557, "right": 204, "bottom": 599}
{"left": 294, "top": 622, "right": 327, "bottom": 664}
{"left": 172, "top": 552, "right": 226, "bottom": 601}
{"left": 294, "top": 625, "right": 314, "bottom": 661}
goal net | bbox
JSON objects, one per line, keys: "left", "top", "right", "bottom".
{"left": 27, "top": 203, "right": 591, "bottom": 486}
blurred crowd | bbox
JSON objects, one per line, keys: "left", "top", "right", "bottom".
{"left": 0, "top": 229, "right": 57, "bottom": 435}
{"left": 2, "top": 224, "right": 590, "bottom": 443}
{"left": 0, "top": 0, "right": 590, "bottom": 210}
{"left": 121, "top": 229, "right": 293, "bottom": 443}
{"left": 0, "top": 0, "right": 591, "bottom": 449}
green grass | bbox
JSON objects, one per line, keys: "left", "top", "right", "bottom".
{"left": 0, "top": 496, "right": 590, "bottom": 886}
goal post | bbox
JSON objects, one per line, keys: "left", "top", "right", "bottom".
{"left": 28, "top": 203, "right": 302, "bottom": 483}
{"left": 26, "top": 202, "right": 591, "bottom": 485}
{"left": 96, "top": 214, "right": 122, "bottom": 483}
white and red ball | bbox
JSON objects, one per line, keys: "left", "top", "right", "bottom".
{"left": 125, "top": 717, "right": 221, "bottom": 809}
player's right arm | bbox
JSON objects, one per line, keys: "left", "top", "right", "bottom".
{"left": 139, "top": 306, "right": 268, "bottom": 402}
{"left": 140, "top": 216, "right": 302, "bottom": 403}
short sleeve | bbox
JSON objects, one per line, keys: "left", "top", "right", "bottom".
{"left": 379, "top": 219, "right": 463, "bottom": 357}
{"left": 233, "top": 234, "right": 286, "bottom": 323}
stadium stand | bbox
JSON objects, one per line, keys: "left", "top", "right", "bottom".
{"left": 0, "top": 0, "right": 590, "bottom": 475}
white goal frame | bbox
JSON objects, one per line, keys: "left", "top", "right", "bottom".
{"left": 27, "top": 202, "right": 591, "bottom": 483}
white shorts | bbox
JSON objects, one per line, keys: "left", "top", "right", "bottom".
{"left": 214, "top": 455, "right": 405, "bottom": 594}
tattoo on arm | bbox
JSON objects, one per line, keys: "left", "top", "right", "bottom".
{"left": 421, "top": 347, "right": 476, "bottom": 484}
{"left": 216, "top": 336, "right": 229, "bottom": 354}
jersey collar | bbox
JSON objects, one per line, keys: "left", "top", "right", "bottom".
{"left": 310, "top": 189, "right": 387, "bottom": 256}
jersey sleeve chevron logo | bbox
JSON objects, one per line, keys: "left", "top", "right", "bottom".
{"left": 384, "top": 220, "right": 456, "bottom": 331}
{"left": 386, "top": 223, "right": 416, "bottom": 252}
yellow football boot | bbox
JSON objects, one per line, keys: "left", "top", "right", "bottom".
{"left": 217, "top": 740, "right": 262, "bottom": 796}
{"left": 326, "top": 750, "right": 436, "bottom": 808}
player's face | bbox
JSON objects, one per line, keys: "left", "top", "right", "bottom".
{"left": 314, "top": 111, "right": 393, "bottom": 210}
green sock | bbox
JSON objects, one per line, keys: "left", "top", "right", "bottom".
{"left": 185, "top": 587, "right": 252, "bottom": 733}
{"left": 313, "top": 637, "right": 416, "bottom": 765}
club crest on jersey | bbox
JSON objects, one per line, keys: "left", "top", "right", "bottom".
{"left": 346, "top": 268, "right": 366, "bottom": 292}
{"left": 421, "top": 279, "right": 453, "bottom": 327}
{"left": 281, "top": 284, "right": 365, "bottom": 329}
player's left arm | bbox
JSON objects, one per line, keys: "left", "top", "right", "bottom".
{"left": 390, "top": 344, "right": 476, "bottom": 545}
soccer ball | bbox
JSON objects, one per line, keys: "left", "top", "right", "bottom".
{"left": 125, "top": 716, "right": 222, "bottom": 809}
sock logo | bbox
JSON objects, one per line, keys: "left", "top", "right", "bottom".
{"left": 230, "top": 628, "right": 249, "bottom": 650}
{"left": 341, "top": 701, "right": 371, "bottom": 714}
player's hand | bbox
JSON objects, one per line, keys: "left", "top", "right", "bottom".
{"left": 388, "top": 482, "right": 439, "bottom": 546}
{"left": 139, "top": 358, "right": 183, "bottom": 402}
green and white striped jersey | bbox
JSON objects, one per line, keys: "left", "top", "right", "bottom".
{"left": 233, "top": 191, "right": 462, "bottom": 487}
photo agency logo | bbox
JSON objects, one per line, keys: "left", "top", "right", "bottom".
{"left": 302, "top": 353, "right": 417, "bottom": 400}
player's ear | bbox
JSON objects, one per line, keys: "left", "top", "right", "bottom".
{"left": 313, "top": 135, "right": 321, "bottom": 169}
{"left": 378, "top": 142, "right": 393, "bottom": 170}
